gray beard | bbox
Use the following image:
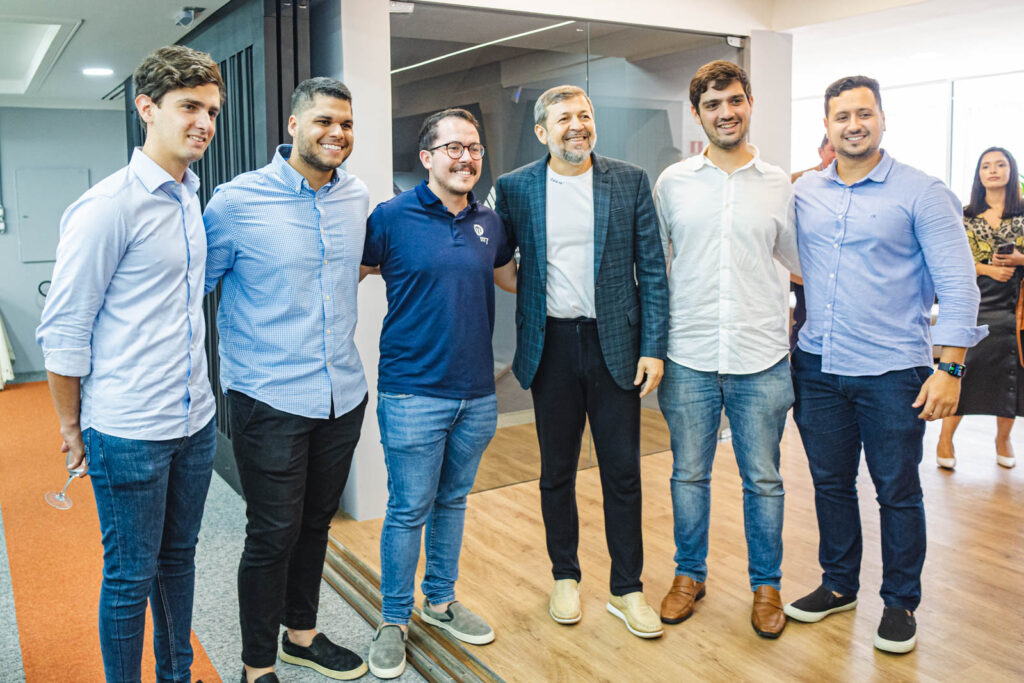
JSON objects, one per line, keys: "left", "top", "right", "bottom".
{"left": 553, "top": 136, "right": 595, "bottom": 166}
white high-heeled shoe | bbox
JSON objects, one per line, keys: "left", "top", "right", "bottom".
{"left": 997, "top": 453, "right": 1016, "bottom": 469}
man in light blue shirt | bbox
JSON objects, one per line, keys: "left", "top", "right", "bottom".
{"left": 204, "top": 78, "right": 369, "bottom": 683}
{"left": 783, "top": 75, "right": 986, "bottom": 655}
{"left": 36, "top": 46, "right": 224, "bottom": 683}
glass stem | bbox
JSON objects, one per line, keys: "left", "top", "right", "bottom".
{"left": 58, "top": 473, "right": 75, "bottom": 498}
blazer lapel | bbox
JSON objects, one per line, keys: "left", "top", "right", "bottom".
{"left": 592, "top": 154, "right": 611, "bottom": 283}
{"left": 530, "top": 158, "right": 548, "bottom": 290}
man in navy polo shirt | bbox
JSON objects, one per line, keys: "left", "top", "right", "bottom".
{"left": 363, "top": 108, "right": 515, "bottom": 679}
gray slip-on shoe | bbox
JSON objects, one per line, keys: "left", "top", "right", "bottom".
{"left": 368, "top": 625, "right": 407, "bottom": 679}
{"left": 420, "top": 600, "right": 495, "bottom": 645}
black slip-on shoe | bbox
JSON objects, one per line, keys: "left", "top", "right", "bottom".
{"left": 239, "top": 670, "right": 280, "bottom": 683}
{"left": 783, "top": 584, "right": 857, "bottom": 623}
{"left": 874, "top": 606, "right": 917, "bottom": 654}
{"left": 279, "top": 632, "right": 368, "bottom": 680}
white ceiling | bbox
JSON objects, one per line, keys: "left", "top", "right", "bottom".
{"left": 790, "top": 0, "right": 1024, "bottom": 100}
{"left": 0, "top": 0, "right": 230, "bottom": 110}
{"left": 0, "top": 0, "right": 1021, "bottom": 110}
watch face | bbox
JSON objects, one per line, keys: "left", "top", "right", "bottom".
{"left": 941, "top": 362, "right": 965, "bottom": 377}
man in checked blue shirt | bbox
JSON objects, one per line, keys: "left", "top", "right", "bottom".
{"left": 204, "top": 78, "right": 370, "bottom": 683}
{"left": 36, "top": 46, "right": 224, "bottom": 683}
{"left": 783, "top": 76, "right": 987, "bottom": 654}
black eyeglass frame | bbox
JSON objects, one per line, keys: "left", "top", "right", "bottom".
{"left": 426, "top": 141, "right": 487, "bottom": 160}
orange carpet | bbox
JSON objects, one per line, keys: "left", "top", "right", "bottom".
{"left": 0, "top": 381, "right": 220, "bottom": 682}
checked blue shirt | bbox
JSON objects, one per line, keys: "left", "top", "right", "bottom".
{"left": 204, "top": 145, "right": 369, "bottom": 418}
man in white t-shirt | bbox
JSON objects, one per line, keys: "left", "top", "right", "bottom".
{"left": 494, "top": 85, "right": 669, "bottom": 639}
{"left": 652, "top": 60, "right": 800, "bottom": 639}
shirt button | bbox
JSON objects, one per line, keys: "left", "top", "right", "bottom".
{"left": 325, "top": 295, "right": 331, "bottom": 300}
{"left": 323, "top": 259, "right": 328, "bottom": 265}
{"left": 829, "top": 273, "right": 835, "bottom": 278}
{"left": 826, "top": 304, "right": 831, "bottom": 308}
{"left": 833, "top": 243, "right": 839, "bottom": 248}
{"left": 327, "top": 329, "right": 332, "bottom": 334}
{"left": 838, "top": 214, "right": 844, "bottom": 219}
{"left": 328, "top": 361, "right": 333, "bottom": 366}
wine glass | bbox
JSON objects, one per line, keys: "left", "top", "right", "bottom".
{"left": 45, "top": 453, "right": 87, "bottom": 510}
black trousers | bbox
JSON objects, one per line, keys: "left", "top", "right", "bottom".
{"left": 530, "top": 318, "right": 643, "bottom": 595}
{"left": 228, "top": 390, "right": 367, "bottom": 667}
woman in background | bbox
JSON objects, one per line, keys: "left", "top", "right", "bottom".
{"left": 937, "top": 146, "right": 1024, "bottom": 470}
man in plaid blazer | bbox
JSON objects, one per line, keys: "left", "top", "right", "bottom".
{"left": 494, "top": 84, "right": 669, "bottom": 639}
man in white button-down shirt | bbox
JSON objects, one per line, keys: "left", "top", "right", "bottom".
{"left": 652, "top": 60, "right": 800, "bottom": 639}
{"left": 36, "top": 46, "right": 224, "bottom": 683}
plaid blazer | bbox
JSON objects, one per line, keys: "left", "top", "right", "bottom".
{"left": 494, "top": 153, "right": 668, "bottom": 391}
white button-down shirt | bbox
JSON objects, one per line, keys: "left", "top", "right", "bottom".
{"left": 36, "top": 149, "right": 215, "bottom": 440}
{"left": 653, "top": 147, "right": 800, "bottom": 374}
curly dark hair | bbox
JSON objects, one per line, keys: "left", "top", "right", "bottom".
{"left": 689, "top": 61, "right": 751, "bottom": 109}
{"left": 133, "top": 45, "right": 225, "bottom": 106}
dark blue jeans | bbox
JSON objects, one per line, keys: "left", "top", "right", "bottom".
{"left": 791, "top": 348, "right": 929, "bottom": 611}
{"left": 85, "top": 418, "right": 217, "bottom": 683}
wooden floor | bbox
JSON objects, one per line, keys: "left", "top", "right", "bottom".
{"left": 473, "top": 409, "right": 671, "bottom": 493}
{"left": 331, "top": 414, "right": 1024, "bottom": 682}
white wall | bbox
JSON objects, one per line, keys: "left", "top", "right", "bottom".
{"left": 0, "top": 108, "right": 127, "bottom": 379}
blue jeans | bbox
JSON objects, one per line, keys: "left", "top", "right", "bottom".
{"left": 84, "top": 418, "right": 216, "bottom": 683}
{"left": 791, "top": 348, "right": 928, "bottom": 611}
{"left": 658, "top": 357, "right": 792, "bottom": 591}
{"left": 377, "top": 393, "right": 497, "bottom": 624}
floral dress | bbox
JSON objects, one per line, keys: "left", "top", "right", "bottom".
{"left": 958, "top": 214, "right": 1024, "bottom": 417}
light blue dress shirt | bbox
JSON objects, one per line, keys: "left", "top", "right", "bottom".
{"left": 203, "top": 145, "right": 368, "bottom": 418}
{"left": 795, "top": 151, "right": 987, "bottom": 376}
{"left": 36, "top": 148, "right": 216, "bottom": 440}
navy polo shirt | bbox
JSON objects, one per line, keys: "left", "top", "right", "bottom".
{"left": 363, "top": 181, "right": 512, "bottom": 399}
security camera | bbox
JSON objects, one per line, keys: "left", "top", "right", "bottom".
{"left": 174, "top": 7, "right": 205, "bottom": 28}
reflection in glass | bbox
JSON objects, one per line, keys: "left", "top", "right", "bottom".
{"left": 391, "top": 5, "right": 742, "bottom": 493}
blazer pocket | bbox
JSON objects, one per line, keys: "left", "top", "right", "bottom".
{"left": 627, "top": 304, "right": 640, "bottom": 327}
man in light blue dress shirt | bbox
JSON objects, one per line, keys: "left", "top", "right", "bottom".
{"left": 36, "top": 46, "right": 224, "bottom": 683}
{"left": 783, "top": 76, "right": 986, "bottom": 655}
{"left": 203, "top": 78, "right": 369, "bottom": 683}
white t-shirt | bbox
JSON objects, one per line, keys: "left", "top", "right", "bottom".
{"left": 545, "top": 165, "right": 596, "bottom": 318}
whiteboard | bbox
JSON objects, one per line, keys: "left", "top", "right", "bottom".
{"left": 16, "top": 167, "right": 90, "bottom": 263}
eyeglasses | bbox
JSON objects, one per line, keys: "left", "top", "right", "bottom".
{"left": 427, "top": 141, "right": 486, "bottom": 160}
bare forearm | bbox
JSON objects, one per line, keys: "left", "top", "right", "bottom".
{"left": 494, "top": 260, "right": 517, "bottom": 293}
{"left": 937, "top": 347, "right": 967, "bottom": 364}
{"left": 46, "top": 371, "right": 82, "bottom": 433}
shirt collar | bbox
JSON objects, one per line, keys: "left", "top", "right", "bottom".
{"left": 273, "top": 144, "right": 341, "bottom": 194}
{"left": 824, "top": 148, "right": 894, "bottom": 186}
{"left": 130, "top": 147, "right": 200, "bottom": 198}
{"left": 415, "top": 180, "right": 478, "bottom": 216}
{"left": 688, "top": 143, "right": 767, "bottom": 175}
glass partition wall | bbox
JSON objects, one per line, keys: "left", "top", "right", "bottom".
{"left": 390, "top": 3, "right": 743, "bottom": 493}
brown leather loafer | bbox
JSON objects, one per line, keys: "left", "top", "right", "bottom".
{"left": 751, "top": 585, "right": 786, "bottom": 638}
{"left": 660, "top": 575, "right": 706, "bottom": 624}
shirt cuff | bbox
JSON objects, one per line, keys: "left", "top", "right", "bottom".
{"left": 42, "top": 346, "right": 92, "bottom": 377}
{"left": 931, "top": 323, "right": 989, "bottom": 349}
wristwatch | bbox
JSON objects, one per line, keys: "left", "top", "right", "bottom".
{"left": 937, "top": 362, "right": 966, "bottom": 378}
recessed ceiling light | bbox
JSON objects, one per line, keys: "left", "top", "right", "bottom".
{"left": 82, "top": 67, "right": 114, "bottom": 76}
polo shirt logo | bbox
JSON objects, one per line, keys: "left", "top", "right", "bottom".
{"left": 474, "top": 223, "right": 489, "bottom": 244}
